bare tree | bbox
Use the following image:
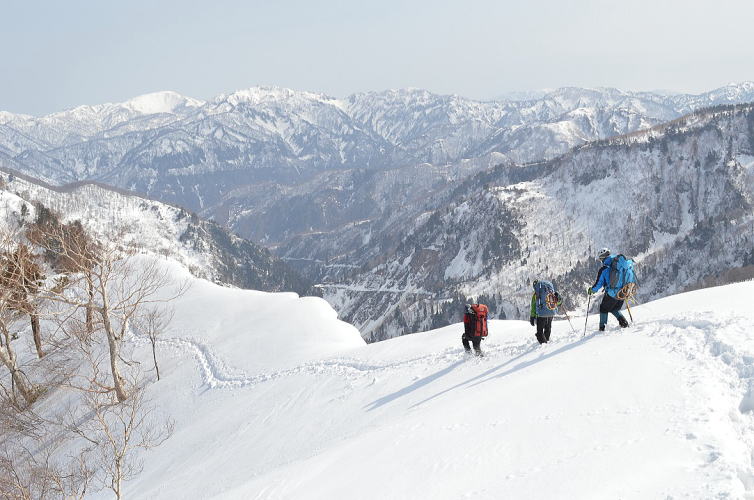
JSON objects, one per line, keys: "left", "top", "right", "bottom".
{"left": 0, "top": 316, "right": 37, "bottom": 407}
{"left": 135, "top": 307, "right": 173, "bottom": 382}
{"left": 0, "top": 298, "right": 174, "bottom": 500}
{"left": 71, "top": 385, "right": 173, "bottom": 500}
{"left": 28, "top": 218, "right": 97, "bottom": 338}
{"left": 34, "top": 221, "right": 184, "bottom": 402}
{"left": 0, "top": 205, "right": 180, "bottom": 499}
{"left": 0, "top": 231, "right": 41, "bottom": 407}
{"left": 0, "top": 442, "right": 94, "bottom": 500}
{"left": 0, "top": 244, "right": 45, "bottom": 358}
{"left": 0, "top": 393, "right": 93, "bottom": 500}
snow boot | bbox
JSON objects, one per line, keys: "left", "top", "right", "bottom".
{"left": 618, "top": 317, "right": 629, "bottom": 328}
{"left": 599, "top": 324, "right": 605, "bottom": 332}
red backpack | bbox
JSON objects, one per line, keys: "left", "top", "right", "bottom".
{"left": 463, "top": 304, "right": 489, "bottom": 337}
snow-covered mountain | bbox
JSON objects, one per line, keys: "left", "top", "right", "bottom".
{"left": 4, "top": 84, "right": 754, "bottom": 341}
{"left": 322, "top": 103, "right": 754, "bottom": 340}
{"left": 0, "top": 168, "right": 308, "bottom": 293}
{"left": 3, "top": 83, "right": 754, "bottom": 216}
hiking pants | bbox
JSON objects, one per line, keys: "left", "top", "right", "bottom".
{"left": 536, "top": 316, "right": 553, "bottom": 344}
{"left": 461, "top": 334, "right": 482, "bottom": 354}
{"left": 599, "top": 294, "right": 626, "bottom": 327}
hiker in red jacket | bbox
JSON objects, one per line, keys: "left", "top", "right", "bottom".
{"left": 462, "top": 304, "right": 488, "bottom": 356}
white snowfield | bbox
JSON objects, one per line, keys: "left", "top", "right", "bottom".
{"left": 108, "top": 270, "right": 754, "bottom": 499}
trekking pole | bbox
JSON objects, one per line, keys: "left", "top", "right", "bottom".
{"left": 583, "top": 292, "right": 591, "bottom": 338}
{"left": 561, "top": 305, "right": 577, "bottom": 334}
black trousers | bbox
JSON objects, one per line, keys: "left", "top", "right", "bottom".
{"left": 599, "top": 293, "right": 627, "bottom": 327}
{"left": 536, "top": 316, "right": 553, "bottom": 344}
{"left": 461, "top": 334, "right": 482, "bottom": 353}
{"left": 599, "top": 293, "right": 625, "bottom": 314}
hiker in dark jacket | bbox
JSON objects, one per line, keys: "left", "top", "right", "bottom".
{"left": 588, "top": 248, "right": 629, "bottom": 331}
{"left": 462, "top": 319, "right": 483, "bottom": 355}
{"left": 529, "top": 279, "right": 562, "bottom": 344}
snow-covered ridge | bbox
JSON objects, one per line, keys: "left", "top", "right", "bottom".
{"left": 99, "top": 277, "right": 754, "bottom": 497}
{"left": 2, "top": 249, "right": 363, "bottom": 498}
{"left": 2, "top": 82, "right": 754, "bottom": 190}
{"left": 593, "top": 101, "right": 754, "bottom": 148}
{"left": 3, "top": 82, "right": 754, "bottom": 160}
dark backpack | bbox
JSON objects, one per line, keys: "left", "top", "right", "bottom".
{"left": 463, "top": 304, "right": 489, "bottom": 338}
{"left": 607, "top": 254, "right": 638, "bottom": 298}
{"left": 533, "top": 280, "right": 558, "bottom": 317}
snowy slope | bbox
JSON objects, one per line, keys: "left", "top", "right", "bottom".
{"left": 0, "top": 170, "right": 308, "bottom": 293}
{"left": 93, "top": 274, "right": 754, "bottom": 499}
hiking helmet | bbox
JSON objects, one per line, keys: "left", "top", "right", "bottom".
{"left": 597, "top": 248, "right": 611, "bottom": 261}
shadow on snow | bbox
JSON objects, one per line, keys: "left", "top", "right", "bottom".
{"left": 364, "top": 331, "right": 603, "bottom": 412}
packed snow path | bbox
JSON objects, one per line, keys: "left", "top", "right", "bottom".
{"left": 114, "top": 280, "right": 754, "bottom": 500}
{"left": 131, "top": 326, "right": 541, "bottom": 391}
{"left": 136, "top": 306, "right": 754, "bottom": 421}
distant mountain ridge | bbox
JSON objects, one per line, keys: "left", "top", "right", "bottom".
{"left": 3, "top": 83, "right": 754, "bottom": 176}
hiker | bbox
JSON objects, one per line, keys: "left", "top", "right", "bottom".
{"left": 588, "top": 248, "right": 630, "bottom": 331}
{"left": 462, "top": 304, "right": 488, "bottom": 355}
{"left": 529, "top": 279, "right": 561, "bottom": 344}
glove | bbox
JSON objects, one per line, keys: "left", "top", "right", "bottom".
{"left": 529, "top": 316, "right": 535, "bottom": 326}
{"left": 587, "top": 287, "right": 594, "bottom": 295}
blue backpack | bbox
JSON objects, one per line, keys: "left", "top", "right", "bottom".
{"left": 533, "top": 280, "right": 558, "bottom": 317}
{"left": 607, "top": 254, "right": 637, "bottom": 298}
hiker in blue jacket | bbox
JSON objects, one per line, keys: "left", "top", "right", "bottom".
{"left": 588, "top": 248, "right": 629, "bottom": 331}
{"left": 530, "top": 279, "right": 562, "bottom": 344}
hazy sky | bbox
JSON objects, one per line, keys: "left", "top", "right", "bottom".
{"left": 3, "top": 0, "right": 754, "bottom": 115}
